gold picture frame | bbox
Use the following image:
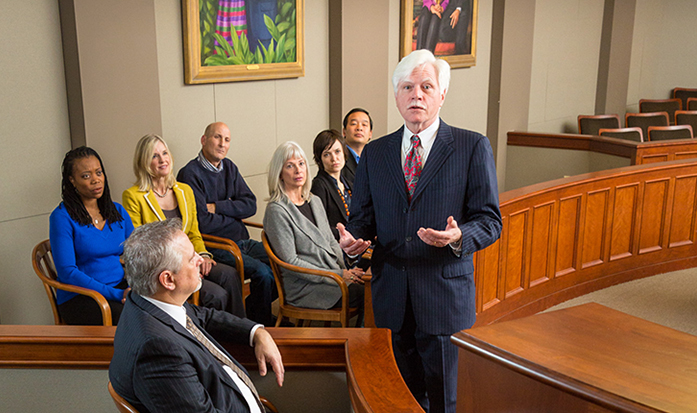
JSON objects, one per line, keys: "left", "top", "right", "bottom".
{"left": 183, "top": 0, "right": 304, "bottom": 84}
{"left": 400, "top": 0, "right": 478, "bottom": 68}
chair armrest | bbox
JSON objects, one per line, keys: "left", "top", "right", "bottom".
{"left": 40, "top": 277, "right": 113, "bottom": 326}
{"left": 242, "top": 219, "right": 263, "bottom": 229}
{"left": 201, "top": 233, "right": 245, "bottom": 289}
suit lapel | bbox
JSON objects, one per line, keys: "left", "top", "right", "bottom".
{"left": 411, "top": 121, "right": 454, "bottom": 202}
{"left": 383, "top": 128, "right": 410, "bottom": 205}
{"left": 171, "top": 184, "right": 189, "bottom": 230}
{"left": 320, "top": 171, "right": 347, "bottom": 222}
{"left": 143, "top": 191, "right": 165, "bottom": 221}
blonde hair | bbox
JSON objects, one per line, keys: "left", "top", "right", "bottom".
{"left": 267, "top": 141, "right": 312, "bottom": 203}
{"left": 133, "top": 134, "right": 176, "bottom": 192}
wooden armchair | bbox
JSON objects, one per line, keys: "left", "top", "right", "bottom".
{"left": 577, "top": 114, "right": 620, "bottom": 136}
{"left": 108, "top": 381, "right": 278, "bottom": 413}
{"left": 639, "top": 98, "right": 682, "bottom": 124}
{"left": 688, "top": 97, "right": 697, "bottom": 111}
{"left": 647, "top": 125, "right": 694, "bottom": 141}
{"left": 598, "top": 127, "right": 644, "bottom": 142}
{"left": 32, "top": 239, "right": 113, "bottom": 326}
{"left": 201, "top": 233, "right": 250, "bottom": 304}
{"left": 675, "top": 110, "right": 697, "bottom": 134}
{"left": 625, "top": 111, "right": 670, "bottom": 141}
{"left": 673, "top": 87, "right": 697, "bottom": 110}
{"left": 261, "top": 231, "right": 359, "bottom": 327}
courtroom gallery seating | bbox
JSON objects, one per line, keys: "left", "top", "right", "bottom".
{"left": 261, "top": 231, "right": 359, "bottom": 327}
{"left": 625, "top": 111, "right": 670, "bottom": 141}
{"left": 673, "top": 87, "right": 697, "bottom": 110}
{"left": 598, "top": 127, "right": 644, "bottom": 142}
{"left": 688, "top": 97, "right": 697, "bottom": 111}
{"left": 647, "top": 125, "right": 694, "bottom": 141}
{"left": 577, "top": 114, "right": 620, "bottom": 136}
{"left": 639, "top": 98, "right": 682, "bottom": 125}
{"left": 32, "top": 239, "right": 113, "bottom": 326}
{"left": 675, "top": 110, "right": 697, "bottom": 134}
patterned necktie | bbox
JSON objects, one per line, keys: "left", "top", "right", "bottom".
{"left": 186, "top": 315, "right": 264, "bottom": 412}
{"left": 404, "top": 135, "right": 423, "bottom": 201}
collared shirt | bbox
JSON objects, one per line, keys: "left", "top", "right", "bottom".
{"left": 401, "top": 118, "right": 440, "bottom": 165}
{"left": 142, "top": 295, "right": 262, "bottom": 413}
{"left": 346, "top": 145, "right": 360, "bottom": 165}
{"left": 197, "top": 151, "right": 224, "bottom": 173}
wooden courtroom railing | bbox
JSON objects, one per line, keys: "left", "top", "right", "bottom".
{"left": 473, "top": 157, "right": 697, "bottom": 326}
{"left": 508, "top": 131, "right": 697, "bottom": 165}
{"left": 0, "top": 325, "right": 423, "bottom": 413}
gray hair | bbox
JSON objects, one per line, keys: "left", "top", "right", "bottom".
{"left": 267, "top": 141, "right": 313, "bottom": 203}
{"left": 391, "top": 49, "right": 451, "bottom": 95}
{"left": 123, "top": 219, "right": 184, "bottom": 297}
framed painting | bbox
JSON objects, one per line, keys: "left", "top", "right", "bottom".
{"left": 400, "top": 0, "right": 478, "bottom": 68}
{"left": 183, "top": 0, "right": 304, "bottom": 84}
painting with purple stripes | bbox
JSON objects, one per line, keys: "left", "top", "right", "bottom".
{"left": 183, "top": 0, "right": 304, "bottom": 84}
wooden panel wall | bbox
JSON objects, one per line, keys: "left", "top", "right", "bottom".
{"left": 474, "top": 159, "right": 697, "bottom": 325}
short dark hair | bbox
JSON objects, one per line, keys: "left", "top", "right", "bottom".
{"left": 342, "top": 108, "right": 373, "bottom": 130}
{"left": 312, "top": 129, "right": 347, "bottom": 171}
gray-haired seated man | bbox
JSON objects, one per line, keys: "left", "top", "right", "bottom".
{"left": 109, "top": 219, "right": 284, "bottom": 413}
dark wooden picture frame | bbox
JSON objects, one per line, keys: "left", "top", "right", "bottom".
{"left": 183, "top": 0, "right": 304, "bottom": 84}
{"left": 400, "top": 0, "right": 478, "bottom": 68}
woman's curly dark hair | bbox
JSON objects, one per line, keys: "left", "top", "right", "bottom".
{"left": 60, "top": 146, "right": 123, "bottom": 228}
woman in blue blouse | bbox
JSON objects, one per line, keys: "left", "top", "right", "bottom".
{"left": 49, "top": 146, "right": 134, "bottom": 325}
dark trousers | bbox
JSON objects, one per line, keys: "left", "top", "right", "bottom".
{"left": 331, "top": 282, "right": 365, "bottom": 327}
{"left": 199, "top": 261, "right": 245, "bottom": 318}
{"left": 211, "top": 238, "right": 277, "bottom": 326}
{"left": 392, "top": 292, "right": 459, "bottom": 413}
{"left": 58, "top": 279, "right": 127, "bottom": 325}
{"left": 417, "top": 7, "right": 443, "bottom": 52}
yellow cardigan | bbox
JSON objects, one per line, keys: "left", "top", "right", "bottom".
{"left": 122, "top": 182, "right": 208, "bottom": 255}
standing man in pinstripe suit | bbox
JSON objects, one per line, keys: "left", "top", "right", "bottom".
{"left": 339, "top": 49, "right": 501, "bottom": 413}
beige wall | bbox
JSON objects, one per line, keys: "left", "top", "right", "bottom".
{"left": 528, "top": 0, "right": 605, "bottom": 134}
{"left": 627, "top": 0, "right": 697, "bottom": 112}
{"left": 0, "top": 1, "right": 71, "bottom": 324}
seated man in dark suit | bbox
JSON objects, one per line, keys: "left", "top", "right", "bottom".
{"left": 109, "top": 219, "right": 284, "bottom": 413}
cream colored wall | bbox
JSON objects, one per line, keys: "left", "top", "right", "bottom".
{"left": 627, "top": 0, "right": 697, "bottom": 112}
{"left": 153, "top": 0, "right": 329, "bottom": 226}
{"left": 528, "top": 0, "right": 605, "bottom": 133}
{"left": 0, "top": 1, "right": 71, "bottom": 324}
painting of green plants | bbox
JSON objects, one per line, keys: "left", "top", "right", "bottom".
{"left": 199, "top": 0, "right": 297, "bottom": 66}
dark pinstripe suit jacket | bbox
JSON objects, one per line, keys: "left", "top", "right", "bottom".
{"left": 348, "top": 120, "right": 502, "bottom": 335}
{"left": 109, "top": 292, "right": 257, "bottom": 413}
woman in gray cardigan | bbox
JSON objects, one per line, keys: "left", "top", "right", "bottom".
{"left": 263, "top": 141, "right": 364, "bottom": 324}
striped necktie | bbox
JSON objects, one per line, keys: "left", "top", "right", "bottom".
{"left": 186, "top": 315, "right": 264, "bottom": 412}
{"left": 404, "top": 134, "right": 423, "bottom": 201}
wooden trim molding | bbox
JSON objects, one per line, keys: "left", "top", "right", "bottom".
{"left": 473, "top": 158, "right": 697, "bottom": 326}
{"left": 0, "top": 326, "right": 423, "bottom": 413}
{"left": 508, "top": 131, "right": 697, "bottom": 165}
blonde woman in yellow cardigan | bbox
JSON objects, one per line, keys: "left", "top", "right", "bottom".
{"left": 122, "top": 134, "right": 245, "bottom": 317}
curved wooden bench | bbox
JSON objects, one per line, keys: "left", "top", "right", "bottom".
{"left": 508, "top": 131, "right": 697, "bottom": 165}
{"left": 473, "top": 158, "right": 697, "bottom": 326}
{"left": 0, "top": 325, "right": 422, "bottom": 413}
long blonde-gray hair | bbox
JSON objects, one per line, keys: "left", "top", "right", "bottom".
{"left": 133, "top": 134, "right": 176, "bottom": 192}
{"left": 267, "top": 141, "right": 312, "bottom": 203}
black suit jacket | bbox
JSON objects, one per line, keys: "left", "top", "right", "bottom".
{"left": 348, "top": 120, "right": 501, "bottom": 335}
{"left": 109, "top": 292, "right": 257, "bottom": 413}
{"left": 342, "top": 152, "right": 358, "bottom": 182}
{"left": 311, "top": 169, "right": 353, "bottom": 241}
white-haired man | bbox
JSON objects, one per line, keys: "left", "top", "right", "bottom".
{"left": 339, "top": 49, "right": 501, "bottom": 412}
{"left": 110, "top": 219, "right": 283, "bottom": 413}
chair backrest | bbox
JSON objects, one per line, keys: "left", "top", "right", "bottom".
{"left": 598, "top": 127, "right": 644, "bottom": 143}
{"left": 675, "top": 110, "right": 697, "bottom": 134}
{"left": 625, "top": 112, "right": 670, "bottom": 141}
{"left": 260, "top": 231, "right": 289, "bottom": 308}
{"left": 32, "top": 239, "right": 113, "bottom": 326}
{"left": 647, "top": 125, "right": 694, "bottom": 141}
{"left": 201, "top": 233, "right": 248, "bottom": 306}
{"left": 688, "top": 97, "right": 697, "bottom": 111}
{"left": 639, "top": 99, "right": 682, "bottom": 124}
{"left": 577, "top": 114, "right": 620, "bottom": 136}
{"left": 32, "top": 240, "right": 63, "bottom": 325}
{"left": 673, "top": 88, "right": 697, "bottom": 110}
{"left": 108, "top": 382, "right": 140, "bottom": 413}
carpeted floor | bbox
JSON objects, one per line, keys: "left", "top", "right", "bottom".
{"left": 545, "top": 267, "right": 697, "bottom": 336}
